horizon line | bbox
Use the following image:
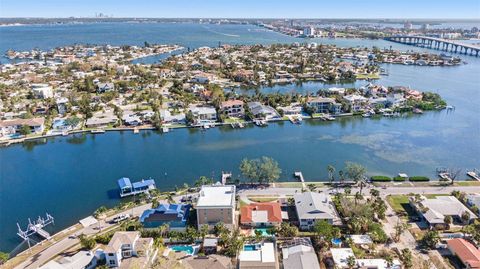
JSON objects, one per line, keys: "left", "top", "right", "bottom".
{"left": 1, "top": 17, "right": 480, "bottom": 21}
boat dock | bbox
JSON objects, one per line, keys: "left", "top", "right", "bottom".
{"left": 221, "top": 171, "right": 232, "bottom": 185}
{"left": 294, "top": 171, "right": 306, "bottom": 188}
{"left": 118, "top": 177, "right": 157, "bottom": 198}
{"left": 17, "top": 213, "right": 55, "bottom": 242}
{"left": 467, "top": 169, "right": 480, "bottom": 181}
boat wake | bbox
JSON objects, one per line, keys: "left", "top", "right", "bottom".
{"left": 203, "top": 26, "right": 240, "bottom": 37}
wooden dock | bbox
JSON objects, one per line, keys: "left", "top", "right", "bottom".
{"left": 294, "top": 171, "right": 306, "bottom": 188}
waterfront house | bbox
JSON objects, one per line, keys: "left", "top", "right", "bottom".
{"left": 31, "top": 84, "right": 54, "bottom": 99}
{"left": 343, "top": 94, "right": 367, "bottom": 112}
{"left": 139, "top": 203, "right": 190, "bottom": 231}
{"left": 293, "top": 192, "right": 341, "bottom": 230}
{"left": 105, "top": 231, "right": 157, "bottom": 268}
{"left": 0, "top": 117, "right": 45, "bottom": 138}
{"left": 220, "top": 100, "right": 245, "bottom": 118}
{"left": 386, "top": 92, "right": 406, "bottom": 107}
{"left": 238, "top": 242, "right": 278, "bottom": 269}
{"left": 447, "top": 238, "right": 480, "bottom": 269}
{"left": 85, "top": 111, "right": 118, "bottom": 128}
{"left": 331, "top": 248, "right": 401, "bottom": 269}
{"left": 281, "top": 238, "right": 320, "bottom": 269}
{"left": 247, "top": 102, "right": 280, "bottom": 120}
{"left": 182, "top": 254, "right": 233, "bottom": 269}
{"left": 122, "top": 113, "right": 143, "bottom": 126}
{"left": 306, "top": 97, "right": 341, "bottom": 114}
{"left": 409, "top": 195, "right": 477, "bottom": 229}
{"left": 117, "top": 177, "right": 156, "bottom": 198}
{"left": 188, "top": 105, "right": 217, "bottom": 124}
{"left": 56, "top": 97, "right": 69, "bottom": 115}
{"left": 196, "top": 184, "right": 236, "bottom": 230}
{"left": 466, "top": 194, "right": 480, "bottom": 215}
{"left": 240, "top": 202, "right": 282, "bottom": 227}
{"left": 39, "top": 250, "right": 98, "bottom": 269}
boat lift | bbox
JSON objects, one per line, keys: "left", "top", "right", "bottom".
{"left": 17, "top": 213, "right": 55, "bottom": 249}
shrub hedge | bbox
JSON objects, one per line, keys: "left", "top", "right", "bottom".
{"left": 393, "top": 176, "right": 407, "bottom": 182}
{"left": 409, "top": 176, "right": 430, "bottom": 182}
{"left": 370, "top": 176, "right": 392, "bottom": 182}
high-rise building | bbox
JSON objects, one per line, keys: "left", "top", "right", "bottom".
{"left": 404, "top": 21, "right": 413, "bottom": 30}
{"left": 303, "top": 26, "right": 315, "bottom": 37}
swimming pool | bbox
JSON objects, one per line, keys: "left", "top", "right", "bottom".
{"left": 169, "top": 245, "right": 196, "bottom": 255}
{"left": 243, "top": 244, "right": 261, "bottom": 251}
{"left": 254, "top": 228, "right": 274, "bottom": 236}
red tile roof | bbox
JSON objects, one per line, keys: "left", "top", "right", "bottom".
{"left": 447, "top": 238, "right": 480, "bottom": 269}
{"left": 240, "top": 202, "right": 282, "bottom": 224}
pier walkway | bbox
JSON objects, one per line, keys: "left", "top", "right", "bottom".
{"left": 385, "top": 35, "right": 480, "bottom": 56}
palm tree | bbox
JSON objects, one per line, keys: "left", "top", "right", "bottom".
{"left": 327, "top": 165, "right": 335, "bottom": 185}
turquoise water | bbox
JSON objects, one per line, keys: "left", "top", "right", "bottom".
{"left": 0, "top": 23, "right": 479, "bottom": 253}
{"left": 243, "top": 244, "right": 260, "bottom": 251}
{"left": 255, "top": 228, "right": 274, "bottom": 236}
{"left": 169, "top": 245, "right": 195, "bottom": 255}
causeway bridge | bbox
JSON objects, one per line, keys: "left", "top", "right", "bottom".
{"left": 385, "top": 35, "right": 480, "bottom": 57}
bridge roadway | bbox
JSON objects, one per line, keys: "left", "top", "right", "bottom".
{"left": 385, "top": 35, "right": 480, "bottom": 56}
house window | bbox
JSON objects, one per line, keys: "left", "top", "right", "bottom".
{"left": 109, "top": 260, "right": 116, "bottom": 265}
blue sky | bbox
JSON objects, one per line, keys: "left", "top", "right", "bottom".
{"left": 1, "top": 0, "right": 479, "bottom": 18}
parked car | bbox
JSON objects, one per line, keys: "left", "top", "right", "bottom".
{"left": 111, "top": 214, "right": 130, "bottom": 223}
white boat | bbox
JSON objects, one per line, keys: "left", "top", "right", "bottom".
{"left": 162, "top": 127, "right": 169, "bottom": 133}
{"left": 91, "top": 129, "right": 105, "bottom": 134}
{"left": 133, "top": 128, "right": 139, "bottom": 134}
{"left": 362, "top": 112, "right": 372, "bottom": 118}
{"left": 62, "top": 131, "right": 69, "bottom": 136}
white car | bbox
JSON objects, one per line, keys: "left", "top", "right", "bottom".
{"left": 111, "top": 214, "right": 130, "bottom": 223}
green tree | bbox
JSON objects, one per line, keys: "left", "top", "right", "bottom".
{"left": 0, "top": 251, "right": 9, "bottom": 265}
{"left": 327, "top": 165, "right": 336, "bottom": 184}
{"left": 78, "top": 234, "right": 96, "bottom": 250}
{"left": 393, "top": 220, "right": 408, "bottom": 242}
{"left": 346, "top": 255, "right": 356, "bottom": 269}
{"left": 277, "top": 222, "right": 298, "bottom": 237}
{"left": 444, "top": 215, "right": 453, "bottom": 226}
{"left": 239, "top": 156, "right": 281, "bottom": 184}
{"left": 19, "top": 125, "right": 31, "bottom": 135}
{"left": 313, "top": 220, "right": 341, "bottom": 242}
{"left": 200, "top": 224, "right": 209, "bottom": 241}
{"left": 345, "top": 162, "right": 367, "bottom": 195}
{"left": 421, "top": 230, "right": 440, "bottom": 249}
{"left": 401, "top": 248, "right": 413, "bottom": 268}
{"left": 152, "top": 111, "right": 162, "bottom": 130}
{"left": 462, "top": 211, "right": 471, "bottom": 223}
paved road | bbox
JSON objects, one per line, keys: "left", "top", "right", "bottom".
{"left": 238, "top": 185, "right": 480, "bottom": 197}
{"left": 15, "top": 203, "right": 152, "bottom": 269}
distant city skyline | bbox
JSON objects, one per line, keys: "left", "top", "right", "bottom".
{"left": 1, "top": 0, "right": 479, "bottom": 19}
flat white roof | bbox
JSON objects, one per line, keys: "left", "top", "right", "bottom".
{"left": 356, "top": 259, "right": 401, "bottom": 269}
{"left": 196, "top": 185, "right": 235, "bottom": 208}
{"left": 79, "top": 216, "right": 98, "bottom": 228}
{"left": 238, "top": 242, "right": 275, "bottom": 263}
{"left": 251, "top": 210, "right": 269, "bottom": 223}
{"left": 331, "top": 248, "right": 354, "bottom": 268}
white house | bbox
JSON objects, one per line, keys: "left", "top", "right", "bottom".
{"left": 105, "top": 231, "right": 156, "bottom": 268}
{"left": 343, "top": 94, "right": 367, "bottom": 112}
{"left": 31, "top": 84, "right": 53, "bottom": 99}
{"left": 188, "top": 105, "right": 217, "bottom": 124}
{"left": 0, "top": 118, "right": 45, "bottom": 138}
{"left": 293, "top": 192, "right": 341, "bottom": 230}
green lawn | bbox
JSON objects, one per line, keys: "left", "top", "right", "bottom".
{"left": 386, "top": 195, "right": 416, "bottom": 216}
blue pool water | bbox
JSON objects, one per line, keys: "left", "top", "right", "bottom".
{"left": 244, "top": 244, "right": 260, "bottom": 251}
{"left": 169, "top": 245, "right": 195, "bottom": 255}
{"left": 255, "top": 228, "right": 273, "bottom": 236}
